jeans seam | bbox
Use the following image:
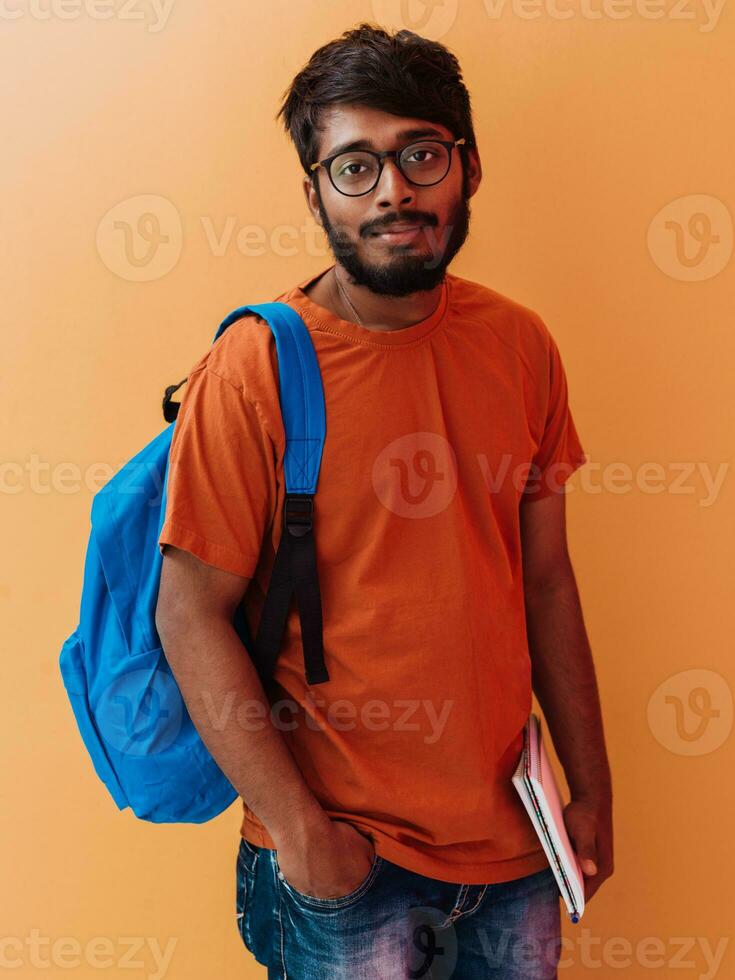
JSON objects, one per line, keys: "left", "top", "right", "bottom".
{"left": 238, "top": 839, "right": 259, "bottom": 878}
{"left": 275, "top": 852, "right": 288, "bottom": 980}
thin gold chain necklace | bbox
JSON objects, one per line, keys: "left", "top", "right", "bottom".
{"left": 333, "top": 266, "right": 445, "bottom": 330}
{"left": 333, "top": 268, "right": 366, "bottom": 327}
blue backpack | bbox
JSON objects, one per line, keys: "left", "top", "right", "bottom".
{"left": 58, "top": 302, "right": 329, "bottom": 824}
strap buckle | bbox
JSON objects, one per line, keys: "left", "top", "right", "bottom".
{"left": 284, "top": 493, "right": 314, "bottom": 537}
{"left": 162, "top": 378, "right": 187, "bottom": 423}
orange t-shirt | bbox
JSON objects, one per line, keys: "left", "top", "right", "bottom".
{"left": 158, "top": 263, "right": 587, "bottom": 885}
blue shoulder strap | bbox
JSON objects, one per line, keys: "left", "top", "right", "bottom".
{"left": 212, "top": 302, "right": 326, "bottom": 496}
{"left": 211, "top": 301, "right": 329, "bottom": 686}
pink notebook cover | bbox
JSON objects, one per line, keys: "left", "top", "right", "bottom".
{"left": 512, "top": 712, "right": 585, "bottom": 922}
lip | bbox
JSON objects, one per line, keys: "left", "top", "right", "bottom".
{"left": 370, "top": 224, "right": 425, "bottom": 244}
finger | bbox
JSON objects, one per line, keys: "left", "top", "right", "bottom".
{"left": 571, "top": 828, "right": 598, "bottom": 876}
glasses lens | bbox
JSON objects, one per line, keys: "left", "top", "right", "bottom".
{"left": 328, "top": 142, "right": 453, "bottom": 195}
{"left": 330, "top": 151, "right": 380, "bottom": 195}
{"left": 399, "top": 142, "right": 451, "bottom": 185}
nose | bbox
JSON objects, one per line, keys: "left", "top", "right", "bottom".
{"left": 373, "top": 157, "right": 416, "bottom": 209}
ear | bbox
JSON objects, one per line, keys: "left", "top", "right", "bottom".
{"left": 465, "top": 144, "right": 482, "bottom": 199}
{"left": 303, "top": 174, "right": 324, "bottom": 228}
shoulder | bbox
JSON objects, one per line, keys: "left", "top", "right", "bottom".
{"left": 188, "top": 309, "right": 280, "bottom": 404}
{"left": 446, "top": 272, "right": 556, "bottom": 368}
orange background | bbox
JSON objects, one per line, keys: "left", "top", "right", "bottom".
{"left": 3, "top": 2, "right": 733, "bottom": 978}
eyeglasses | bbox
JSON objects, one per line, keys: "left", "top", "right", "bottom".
{"left": 309, "top": 138, "right": 469, "bottom": 197}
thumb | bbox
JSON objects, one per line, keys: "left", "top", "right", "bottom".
{"left": 566, "top": 808, "right": 598, "bottom": 876}
{"left": 574, "top": 834, "right": 598, "bottom": 876}
{"left": 580, "top": 856, "right": 597, "bottom": 876}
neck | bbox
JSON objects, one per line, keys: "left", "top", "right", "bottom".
{"left": 310, "top": 264, "right": 444, "bottom": 334}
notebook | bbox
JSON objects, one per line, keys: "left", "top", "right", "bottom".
{"left": 512, "top": 712, "right": 586, "bottom": 923}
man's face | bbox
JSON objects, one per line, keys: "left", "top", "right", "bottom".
{"left": 303, "top": 105, "right": 482, "bottom": 297}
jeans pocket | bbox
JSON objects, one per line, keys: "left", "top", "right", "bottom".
{"left": 238, "top": 837, "right": 260, "bottom": 877}
{"left": 274, "top": 848, "right": 383, "bottom": 912}
{"left": 235, "top": 838, "right": 260, "bottom": 951}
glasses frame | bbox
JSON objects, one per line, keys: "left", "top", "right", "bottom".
{"left": 309, "top": 137, "right": 469, "bottom": 197}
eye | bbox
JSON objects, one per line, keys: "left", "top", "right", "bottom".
{"left": 337, "top": 160, "right": 369, "bottom": 176}
{"left": 406, "top": 148, "right": 438, "bottom": 164}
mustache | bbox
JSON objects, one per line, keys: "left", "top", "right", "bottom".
{"left": 363, "top": 213, "right": 438, "bottom": 236}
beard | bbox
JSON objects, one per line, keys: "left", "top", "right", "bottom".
{"left": 313, "top": 168, "right": 472, "bottom": 298}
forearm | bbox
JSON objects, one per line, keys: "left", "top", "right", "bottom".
{"left": 157, "top": 614, "right": 330, "bottom": 849}
{"left": 523, "top": 576, "right": 612, "bottom": 805}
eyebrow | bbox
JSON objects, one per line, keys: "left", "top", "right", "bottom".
{"left": 323, "top": 127, "right": 447, "bottom": 160}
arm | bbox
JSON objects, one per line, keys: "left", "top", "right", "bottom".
{"left": 155, "top": 354, "right": 373, "bottom": 895}
{"left": 155, "top": 544, "right": 374, "bottom": 896}
{"left": 519, "top": 490, "right": 614, "bottom": 900}
{"left": 155, "top": 544, "right": 330, "bottom": 848}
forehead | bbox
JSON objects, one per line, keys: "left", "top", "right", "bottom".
{"left": 316, "top": 105, "right": 454, "bottom": 159}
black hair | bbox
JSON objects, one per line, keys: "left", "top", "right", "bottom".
{"left": 276, "top": 22, "right": 477, "bottom": 178}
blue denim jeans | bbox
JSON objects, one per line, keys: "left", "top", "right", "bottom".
{"left": 235, "top": 837, "right": 561, "bottom": 979}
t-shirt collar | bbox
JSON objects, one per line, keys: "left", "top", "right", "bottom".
{"left": 287, "top": 263, "right": 451, "bottom": 348}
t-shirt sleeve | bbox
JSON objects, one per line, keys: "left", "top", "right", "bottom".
{"left": 522, "top": 333, "right": 587, "bottom": 501}
{"left": 158, "top": 363, "right": 278, "bottom": 578}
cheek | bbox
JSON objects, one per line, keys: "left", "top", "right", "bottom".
{"left": 419, "top": 190, "right": 461, "bottom": 233}
{"left": 418, "top": 178, "right": 460, "bottom": 217}
{"left": 329, "top": 198, "right": 370, "bottom": 239}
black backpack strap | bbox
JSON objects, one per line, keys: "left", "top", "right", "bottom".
{"left": 252, "top": 493, "right": 327, "bottom": 686}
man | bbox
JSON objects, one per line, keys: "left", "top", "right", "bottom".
{"left": 155, "top": 22, "right": 613, "bottom": 980}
